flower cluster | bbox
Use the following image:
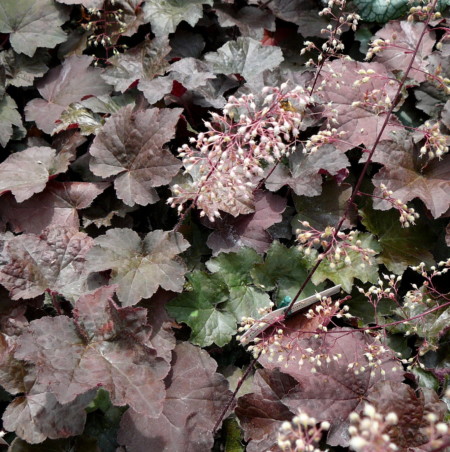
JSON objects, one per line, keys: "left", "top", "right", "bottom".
{"left": 296, "top": 222, "right": 378, "bottom": 269}
{"left": 348, "top": 404, "right": 399, "bottom": 451}
{"left": 374, "top": 184, "right": 420, "bottom": 227}
{"left": 81, "top": 1, "right": 128, "bottom": 62}
{"left": 169, "top": 85, "right": 313, "bottom": 220}
{"left": 304, "top": 296, "right": 352, "bottom": 325}
{"left": 365, "top": 37, "right": 390, "bottom": 61}
{"left": 417, "top": 120, "right": 449, "bottom": 160}
{"left": 357, "top": 274, "right": 401, "bottom": 324}
{"left": 277, "top": 409, "right": 330, "bottom": 452}
{"left": 347, "top": 338, "right": 393, "bottom": 378}
{"left": 407, "top": 2, "right": 443, "bottom": 22}
{"left": 238, "top": 296, "right": 350, "bottom": 370}
{"left": 302, "top": 0, "right": 361, "bottom": 66}
{"left": 422, "top": 412, "right": 450, "bottom": 450}
{"left": 304, "top": 128, "right": 347, "bottom": 153}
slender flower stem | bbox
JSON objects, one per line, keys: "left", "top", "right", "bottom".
{"left": 212, "top": 0, "right": 440, "bottom": 435}
{"left": 284, "top": 0, "right": 439, "bottom": 318}
{"left": 212, "top": 356, "right": 259, "bottom": 435}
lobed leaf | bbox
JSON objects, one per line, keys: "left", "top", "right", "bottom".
{"left": 361, "top": 201, "right": 436, "bottom": 273}
{"left": 366, "top": 380, "right": 448, "bottom": 448}
{"left": 373, "top": 21, "right": 435, "bottom": 83}
{"left": 204, "top": 36, "right": 284, "bottom": 80}
{"left": 206, "top": 190, "right": 287, "bottom": 255}
{"left": 86, "top": 228, "right": 190, "bottom": 306}
{"left": 0, "top": 226, "right": 93, "bottom": 301}
{"left": 265, "top": 145, "right": 350, "bottom": 197}
{"left": 244, "top": 329, "right": 404, "bottom": 448}
{"left": 0, "top": 49, "right": 50, "bottom": 88}
{"left": 307, "top": 233, "right": 381, "bottom": 292}
{"left": 316, "top": 59, "right": 401, "bottom": 153}
{"left": 0, "top": 147, "right": 73, "bottom": 202}
{"left": 166, "top": 271, "right": 238, "bottom": 347}
{"left": 101, "top": 36, "right": 171, "bottom": 92}
{"left": 3, "top": 391, "right": 94, "bottom": 444}
{"left": 14, "top": 286, "right": 171, "bottom": 415}
{"left": 118, "top": 342, "right": 231, "bottom": 452}
{"left": 371, "top": 136, "right": 450, "bottom": 218}
{"left": 291, "top": 181, "right": 355, "bottom": 233}
{"left": 25, "top": 55, "right": 111, "bottom": 134}
{"left": 251, "top": 241, "right": 323, "bottom": 303}
{"left": 0, "top": 0, "right": 69, "bottom": 57}
{"left": 0, "top": 94, "right": 23, "bottom": 148}
{"left": 235, "top": 368, "right": 303, "bottom": 452}
{"left": 0, "top": 181, "right": 109, "bottom": 234}
{"left": 89, "top": 105, "right": 183, "bottom": 207}
{"left": 142, "top": 0, "right": 213, "bottom": 37}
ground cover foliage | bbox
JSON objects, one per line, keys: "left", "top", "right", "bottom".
{"left": 0, "top": 0, "right": 449, "bottom": 450}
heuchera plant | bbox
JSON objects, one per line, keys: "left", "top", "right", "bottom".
{"left": 0, "top": 0, "right": 449, "bottom": 450}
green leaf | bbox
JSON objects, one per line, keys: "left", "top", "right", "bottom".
{"left": 142, "top": 0, "right": 213, "bottom": 37}
{"left": 206, "top": 247, "right": 262, "bottom": 286}
{"left": 412, "top": 368, "right": 440, "bottom": 392}
{"left": 166, "top": 271, "right": 236, "bottom": 347}
{"left": 0, "top": 0, "right": 69, "bottom": 57}
{"left": 353, "top": 0, "right": 411, "bottom": 22}
{"left": 292, "top": 181, "right": 354, "bottom": 233}
{"left": 0, "top": 94, "right": 23, "bottom": 147}
{"left": 168, "top": 248, "right": 273, "bottom": 346}
{"left": 393, "top": 297, "right": 450, "bottom": 355}
{"left": 346, "top": 288, "right": 397, "bottom": 326}
{"left": 251, "top": 242, "right": 322, "bottom": 303}
{"left": 228, "top": 286, "right": 271, "bottom": 322}
{"left": 361, "top": 202, "right": 436, "bottom": 274}
{"left": 354, "top": 0, "right": 450, "bottom": 23}
{"left": 308, "top": 233, "right": 381, "bottom": 292}
{"left": 206, "top": 248, "right": 271, "bottom": 320}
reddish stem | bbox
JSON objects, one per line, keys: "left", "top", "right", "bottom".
{"left": 285, "top": 0, "right": 439, "bottom": 317}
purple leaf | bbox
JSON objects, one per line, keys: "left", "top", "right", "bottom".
{"left": 0, "top": 0, "right": 69, "bottom": 57}
{"left": 204, "top": 37, "right": 283, "bottom": 80}
{"left": 0, "top": 181, "right": 109, "bottom": 234}
{"left": 216, "top": 5, "right": 276, "bottom": 40}
{"left": 118, "top": 342, "right": 232, "bottom": 452}
{"left": 372, "top": 135, "right": 450, "bottom": 218}
{"left": 142, "top": 0, "right": 213, "bottom": 37}
{"left": 374, "top": 21, "right": 435, "bottom": 83}
{"left": 0, "top": 95, "right": 23, "bottom": 148}
{"left": 366, "top": 381, "right": 448, "bottom": 449}
{"left": 14, "top": 286, "right": 171, "bottom": 415}
{"left": 89, "top": 105, "right": 183, "bottom": 207}
{"left": 265, "top": 145, "right": 350, "bottom": 196}
{"left": 86, "top": 228, "right": 190, "bottom": 306}
{"left": 235, "top": 368, "right": 298, "bottom": 452}
{"left": 0, "top": 146, "right": 74, "bottom": 202}
{"left": 25, "top": 55, "right": 111, "bottom": 134}
{"left": 317, "top": 59, "right": 402, "bottom": 152}
{"left": 264, "top": 0, "right": 328, "bottom": 37}
{"left": 0, "top": 227, "right": 93, "bottom": 301}
{"left": 3, "top": 391, "right": 94, "bottom": 444}
{"left": 252, "top": 328, "right": 403, "bottom": 447}
{"left": 101, "top": 36, "right": 171, "bottom": 92}
{"left": 1, "top": 331, "right": 95, "bottom": 443}
{"left": 206, "top": 190, "right": 287, "bottom": 255}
